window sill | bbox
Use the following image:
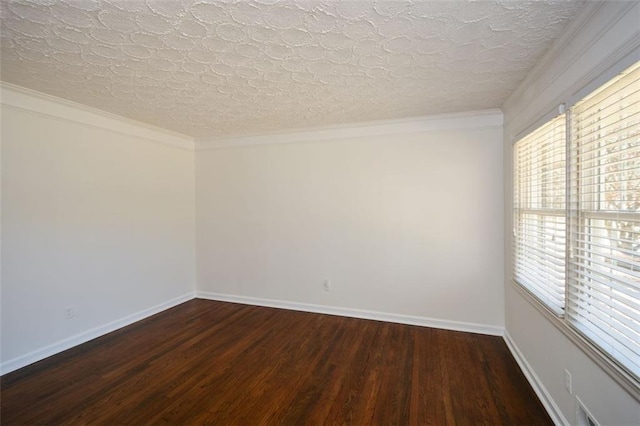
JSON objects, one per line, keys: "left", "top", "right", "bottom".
{"left": 510, "top": 280, "right": 640, "bottom": 402}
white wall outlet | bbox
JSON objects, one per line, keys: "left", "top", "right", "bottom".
{"left": 564, "top": 369, "right": 572, "bottom": 394}
{"left": 65, "top": 307, "right": 74, "bottom": 319}
{"left": 323, "top": 279, "right": 331, "bottom": 292}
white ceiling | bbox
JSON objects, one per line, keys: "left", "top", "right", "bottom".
{"left": 0, "top": 0, "right": 585, "bottom": 139}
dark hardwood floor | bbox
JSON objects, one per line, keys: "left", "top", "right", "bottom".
{"left": 1, "top": 299, "right": 551, "bottom": 425}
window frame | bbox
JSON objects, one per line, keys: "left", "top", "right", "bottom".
{"left": 511, "top": 56, "right": 640, "bottom": 399}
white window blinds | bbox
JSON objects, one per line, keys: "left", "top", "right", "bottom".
{"left": 568, "top": 61, "right": 640, "bottom": 379}
{"left": 514, "top": 115, "right": 567, "bottom": 315}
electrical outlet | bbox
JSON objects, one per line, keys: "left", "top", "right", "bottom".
{"left": 323, "top": 279, "right": 331, "bottom": 292}
{"left": 564, "top": 369, "right": 572, "bottom": 394}
{"left": 65, "top": 307, "right": 74, "bottom": 319}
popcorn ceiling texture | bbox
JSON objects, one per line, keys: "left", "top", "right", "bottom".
{"left": 0, "top": 0, "right": 585, "bottom": 139}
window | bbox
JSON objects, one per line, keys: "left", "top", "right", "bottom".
{"left": 513, "top": 60, "right": 640, "bottom": 383}
{"left": 514, "top": 115, "right": 567, "bottom": 315}
{"left": 568, "top": 61, "right": 640, "bottom": 380}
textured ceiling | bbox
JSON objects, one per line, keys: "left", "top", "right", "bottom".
{"left": 0, "top": 0, "right": 585, "bottom": 139}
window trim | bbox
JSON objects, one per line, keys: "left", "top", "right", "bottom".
{"left": 511, "top": 54, "right": 640, "bottom": 400}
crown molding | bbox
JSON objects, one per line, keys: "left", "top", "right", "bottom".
{"left": 502, "top": 0, "right": 639, "bottom": 134}
{"left": 0, "top": 82, "right": 195, "bottom": 150}
{"left": 502, "top": 1, "right": 604, "bottom": 115}
{"left": 1, "top": 81, "right": 503, "bottom": 151}
{"left": 195, "top": 109, "right": 503, "bottom": 150}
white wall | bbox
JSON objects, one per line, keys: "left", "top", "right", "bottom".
{"left": 196, "top": 114, "right": 505, "bottom": 333}
{"left": 0, "top": 85, "right": 196, "bottom": 373}
{"left": 502, "top": 2, "right": 640, "bottom": 425}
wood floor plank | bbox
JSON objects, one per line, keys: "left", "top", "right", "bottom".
{"left": 1, "top": 299, "right": 552, "bottom": 425}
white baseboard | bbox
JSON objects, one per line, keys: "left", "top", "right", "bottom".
{"left": 1, "top": 290, "right": 505, "bottom": 376}
{"left": 0, "top": 291, "right": 196, "bottom": 375}
{"left": 196, "top": 291, "right": 504, "bottom": 336}
{"left": 503, "top": 330, "right": 568, "bottom": 426}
